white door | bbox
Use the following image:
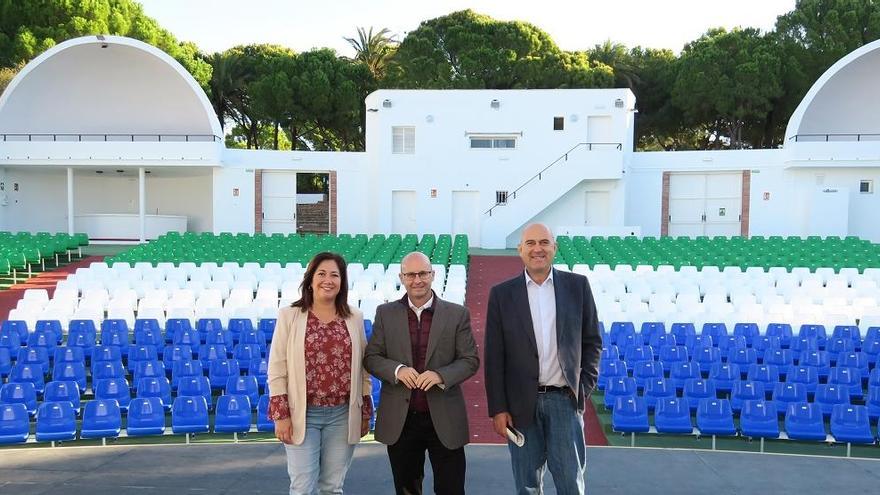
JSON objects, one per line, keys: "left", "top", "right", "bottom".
{"left": 587, "top": 116, "right": 614, "bottom": 144}
{"left": 451, "top": 191, "right": 481, "bottom": 246}
{"left": 584, "top": 191, "right": 610, "bottom": 226}
{"left": 391, "top": 190, "right": 417, "bottom": 233}
{"left": 809, "top": 186, "right": 849, "bottom": 237}
{"left": 668, "top": 173, "right": 742, "bottom": 237}
{"left": 262, "top": 171, "right": 297, "bottom": 235}
{"left": 704, "top": 173, "right": 742, "bottom": 236}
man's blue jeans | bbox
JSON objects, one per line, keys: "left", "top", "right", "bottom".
{"left": 508, "top": 390, "right": 586, "bottom": 495}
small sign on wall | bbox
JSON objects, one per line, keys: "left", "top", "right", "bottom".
{"left": 233, "top": 188, "right": 240, "bottom": 197}
{"left": 763, "top": 192, "right": 770, "bottom": 201}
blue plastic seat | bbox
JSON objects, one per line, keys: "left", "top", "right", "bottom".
{"left": 162, "top": 344, "right": 194, "bottom": 371}
{"left": 740, "top": 400, "right": 779, "bottom": 439}
{"left": 765, "top": 323, "right": 793, "bottom": 348}
{"left": 604, "top": 376, "right": 636, "bottom": 409}
{"left": 763, "top": 349, "right": 794, "bottom": 371}
{"left": 752, "top": 335, "right": 782, "bottom": 355}
{"left": 0, "top": 403, "right": 29, "bottom": 444}
{"left": 640, "top": 321, "right": 666, "bottom": 343}
{"left": 258, "top": 318, "right": 276, "bottom": 341}
{"left": 866, "top": 385, "right": 880, "bottom": 422}
{"left": 642, "top": 377, "right": 673, "bottom": 411}
{"left": 17, "top": 346, "right": 50, "bottom": 374}
{"left": 799, "top": 350, "right": 831, "bottom": 380}
{"left": 0, "top": 347, "right": 11, "bottom": 378}
{"left": 129, "top": 344, "right": 160, "bottom": 366}
{"left": 92, "top": 360, "right": 126, "bottom": 382}
{"left": 658, "top": 345, "right": 688, "bottom": 367}
{"left": 93, "top": 377, "right": 132, "bottom": 411}
{"left": 133, "top": 360, "right": 166, "bottom": 385}
{"left": 654, "top": 397, "right": 693, "bottom": 434}
{"left": 601, "top": 345, "right": 620, "bottom": 362}
{"left": 732, "top": 323, "right": 760, "bottom": 347}
{"left": 696, "top": 398, "right": 736, "bottom": 436}
{"left": 80, "top": 399, "right": 122, "bottom": 439}
{"left": 669, "top": 361, "right": 700, "bottom": 392}
{"left": 798, "top": 324, "right": 827, "bottom": 348}
{"left": 623, "top": 345, "right": 653, "bottom": 370}
{"left": 609, "top": 321, "right": 636, "bottom": 347}
{"left": 137, "top": 376, "right": 173, "bottom": 410}
{"left": 26, "top": 329, "right": 57, "bottom": 355}
{"left": 198, "top": 343, "right": 228, "bottom": 366}
{"left": 861, "top": 340, "right": 880, "bottom": 367}
{"left": 171, "top": 359, "right": 203, "bottom": 390}
{"left": 693, "top": 346, "right": 722, "bottom": 374}
{"left": 814, "top": 384, "right": 850, "bottom": 417}
{"left": 832, "top": 325, "right": 862, "bottom": 347}
{"left": 0, "top": 329, "right": 22, "bottom": 353}
{"left": 786, "top": 365, "right": 819, "bottom": 396}
{"left": 100, "top": 320, "right": 131, "bottom": 356}
{"left": 670, "top": 322, "right": 696, "bottom": 344}
{"left": 611, "top": 396, "right": 649, "bottom": 433}
{"left": 226, "top": 375, "right": 260, "bottom": 408}
{"left": 257, "top": 394, "right": 274, "bottom": 432}
{"left": 831, "top": 404, "right": 875, "bottom": 444}
{"left": 197, "top": 318, "right": 225, "bottom": 336}
{"left": 53, "top": 346, "right": 85, "bottom": 365}
{"left": 248, "top": 357, "right": 269, "bottom": 389}
{"left": 598, "top": 359, "right": 627, "bottom": 391}
{"left": 731, "top": 380, "right": 766, "bottom": 414}
{"left": 214, "top": 394, "right": 252, "bottom": 433}
{"left": 227, "top": 318, "right": 255, "bottom": 342}
{"left": 126, "top": 397, "right": 166, "bottom": 436}
{"left": 685, "top": 334, "right": 714, "bottom": 353}
{"left": 9, "top": 362, "right": 45, "bottom": 394}
{"left": 92, "top": 345, "right": 123, "bottom": 365}
{"left": 233, "top": 343, "right": 261, "bottom": 371}
{"left": 683, "top": 378, "right": 716, "bottom": 412}
{"left": 717, "top": 335, "right": 747, "bottom": 355}
{"left": 785, "top": 402, "right": 827, "bottom": 441}
{"left": 43, "top": 380, "right": 82, "bottom": 414}
{"left": 67, "top": 320, "right": 97, "bottom": 357}
{"left": 134, "top": 318, "right": 163, "bottom": 346}
{"left": 1, "top": 320, "right": 29, "bottom": 342}
{"left": 828, "top": 366, "right": 863, "bottom": 401}
{"left": 633, "top": 361, "right": 663, "bottom": 391}
{"left": 771, "top": 382, "right": 807, "bottom": 413}
{"left": 165, "top": 318, "right": 194, "bottom": 344}
{"left": 35, "top": 401, "right": 77, "bottom": 442}
{"left": 172, "top": 326, "right": 201, "bottom": 347}
{"left": 790, "top": 336, "right": 819, "bottom": 362}
{"left": 0, "top": 381, "right": 38, "bottom": 415}
{"left": 34, "top": 320, "right": 63, "bottom": 344}
{"left": 52, "top": 361, "right": 87, "bottom": 392}
{"left": 178, "top": 376, "right": 213, "bottom": 410}
{"left": 172, "top": 395, "right": 210, "bottom": 434}
{"left": 837, "top": 352, "right": 870, "bottom": 380}
{"left": 727, "top": 347, "right": 757, "bottom": 369}
{"left": 746, "top": 363, "right": 780, "bottom": 387}
{"left": 209, "top": 358, "right": 240, "bottom": 389}
{"left": 827, "top": 337, "right": 856, "bottom": 364}
{"left": 205, "top": 330, "right": 233, "bottom": 347}
{"left": 708, "top": 363, "right": 741, "bottom": 395}
{"left": 701, "top": 323, "right": 728, "bottom": 344}
{"left": 238, "top": 330, "right": 268, "bottom": 353}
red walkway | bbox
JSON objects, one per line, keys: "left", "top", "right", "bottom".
{"left": 462, "top": 255, "right": 608, "bottom": 446}
{"left": 0, "top": 256, "right": 103, "bottom": 321}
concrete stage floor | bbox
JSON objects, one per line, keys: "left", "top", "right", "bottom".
{"left": 2, "top": 442, "right": 880, "bottom": 494}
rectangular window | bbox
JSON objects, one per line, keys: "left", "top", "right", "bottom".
{"left": 392, "top": 126, "right": 415, "bottom": 154}
{"left": 496, "top": 191, "right": 509, "bottom": 204}
{"left": 469, "top": 136, "right": 517, "bottom": 149}
{"left": 860, "top": 180, "right": 874, "bottom": 194}
{"left": 553, "top": 116, "right": 564, "bottom": 131}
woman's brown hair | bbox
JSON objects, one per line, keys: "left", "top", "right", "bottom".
{"left": 291, "top": 251, "right": 351, "bottom": 318}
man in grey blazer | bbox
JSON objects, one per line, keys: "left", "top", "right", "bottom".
{"left": 364, "top": 251, "right": 480, "bottom": 495}
{"left": 484, "top": 223, "right": 603, "bottom": 495}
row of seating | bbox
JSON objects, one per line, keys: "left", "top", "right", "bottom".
{"left": 611, "top": 396, "right": 875, "bottom": 445}
{"left": 0, "top": 394, "right": 274, "bottom": 444}
{"left": 0, "top": 231, "right": 89, "bottom": 281}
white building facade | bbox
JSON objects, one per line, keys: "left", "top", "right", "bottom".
{"left": 0, "top": 35, "right": 878, "bottom": 247}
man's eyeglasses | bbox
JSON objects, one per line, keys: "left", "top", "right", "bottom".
{"left": 401, "top": 270, "right": 434, "bottom": 281}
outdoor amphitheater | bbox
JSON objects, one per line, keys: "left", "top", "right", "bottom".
{"left": 3, "top": 3, "right": 880, "bottom": 494}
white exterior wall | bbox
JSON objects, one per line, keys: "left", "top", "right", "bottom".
{"left": 364, "top": 89, "right": 635, "bottom": 247}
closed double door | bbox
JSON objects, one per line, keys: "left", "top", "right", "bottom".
{"left": 668, "top": 172, "right": 742, "bottom": 237}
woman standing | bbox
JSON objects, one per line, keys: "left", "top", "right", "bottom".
{"left": 268, "top": 251, "right": 372, "bottom": 495}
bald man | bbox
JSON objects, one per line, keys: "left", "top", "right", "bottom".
{"left": 484, "top": 223, "right": 602, "bottom": 495}
{"left": 364, "top": 252, "right": 480, "bottom": 495}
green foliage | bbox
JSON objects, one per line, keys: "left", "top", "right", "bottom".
{"left": 0, "top": 0, "right": 211, "bottom": 88}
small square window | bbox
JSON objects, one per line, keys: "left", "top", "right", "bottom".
{"left": 553, "top": 116, "right": 564, "bottom": 131}
{"left": 496, "top": 191, "right": 508, "bottom": 205}
{"left": 860, "top": 180, "right": 873, "bottom": 194}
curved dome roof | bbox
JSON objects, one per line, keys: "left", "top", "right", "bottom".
{"left": 786, "top": 39, "right": 880, "bottom": 142}
{"left": 0, "top": 35, "right": 221, "bottom": 137}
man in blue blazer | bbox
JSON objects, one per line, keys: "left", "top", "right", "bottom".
{"left": 484, "top": 223, "right": 603, "bottom": 495}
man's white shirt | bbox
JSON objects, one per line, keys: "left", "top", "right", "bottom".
{"left": 525, "top": 270, "right": 566, "bottom": 387}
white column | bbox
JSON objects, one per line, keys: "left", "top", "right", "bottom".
{"left": 67, "top": 167, "right": 74, "bottom": 234}
{"left": 139, "top": 167, "right": 146, "bottom": 242}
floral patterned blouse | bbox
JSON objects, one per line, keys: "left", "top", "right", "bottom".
{"left": 268, "top": 311, "right": 373, "bottom": 423}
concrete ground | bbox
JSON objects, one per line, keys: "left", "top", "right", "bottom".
{"left": 2, "top": 442, "right": 880, "bottom": 494}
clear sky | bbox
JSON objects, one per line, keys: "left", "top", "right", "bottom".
{"left": 137, "top": 0, "right": 798, "bottom": 56}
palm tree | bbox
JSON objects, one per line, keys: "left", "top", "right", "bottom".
{"left": 589, "top": 40, "right": 641, "bottom": 91}
{"left": 207, "top": 51, "right": 249, "bottom": 132}
{"left": 344, "top": 27, "right": 398, "bottom": 80}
